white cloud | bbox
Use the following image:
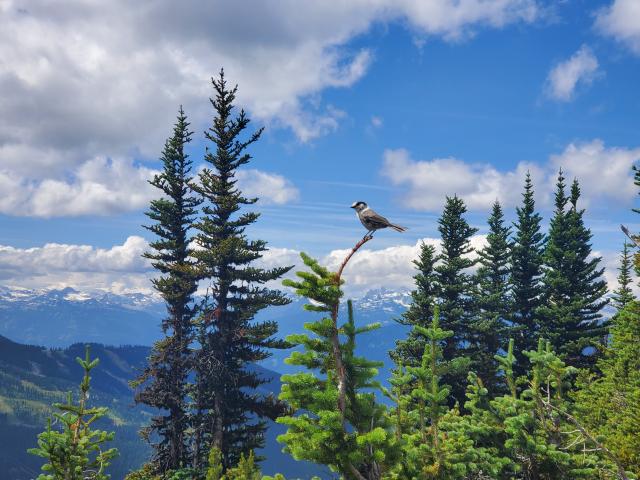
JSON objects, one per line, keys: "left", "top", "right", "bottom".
{"left": 0, "top": 157, "right": 158, "bottom": 217}
{"left": 236, "top": 169, "right": 300, "bottom": 205}
{"left": 382, "top": 140, "right": 640, "bottom": 212}
{"left": 1, "top": 233, "right": 628, "bottom": 300}
{"left": 280, "top": 235, "right": 489, "bottom": 298}
{"left": 0, "top": 236, "right": 152, "bottom": 293}
{"left": 545, "top": 45, "right": 600, "bottom": 101}
{"left": 371, "top": 116, "right": 384, "bottom": 128}
{"left": 0, "top": 0, "right": 540, "bottom": 217}
{"left": 595, "top": 0, "right": 640, "bottom": 55}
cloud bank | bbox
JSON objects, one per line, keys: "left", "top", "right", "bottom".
{"left": 382, "top": 140, "right": 640, "bottom": 212}
{"left": 1, "top": 232, "right": 627, "bottom": 300}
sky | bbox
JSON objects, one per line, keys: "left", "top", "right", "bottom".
{"left": 1, "top": 0, "right": 640, "bottom": 297}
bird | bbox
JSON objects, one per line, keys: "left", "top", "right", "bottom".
{"left": 621, "top": 224, "right": 640, "bottom": 247}
{"left": 351, "top": 201, "right": 406, "bottom": 238}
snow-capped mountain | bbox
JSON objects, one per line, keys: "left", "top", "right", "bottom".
{"left": 0, "top": 285, "right": 412, "bottom": 351}
{"left": 0, "top": 286, "right": 166, "bottom": 347}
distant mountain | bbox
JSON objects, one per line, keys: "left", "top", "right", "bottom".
{"left": 0, "top": 285, "right": 412, "bottom": 355}
{"left": 0, "top": 335, "right": 328, "bottom": 480}
{"left": 0, "top": 335, "right": 152, "bottom": 480}
{"left": 0, "top": 286, "right": 166, "bottom": 347}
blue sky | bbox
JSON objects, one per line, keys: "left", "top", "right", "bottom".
{"left": 0, "top": 0, "right": 639, "bottom": 296}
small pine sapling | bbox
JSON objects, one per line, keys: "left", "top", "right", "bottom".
{"left": 278, "top": 253, "right": 397, "bottom": 480}
{"left": 29, "top": 346, "right": 118, "bottom": 480}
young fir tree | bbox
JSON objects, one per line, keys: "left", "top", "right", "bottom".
{"left": 470, "top": 200, "right": 511, "bottom": 394}
{"left": 575, "top": 301, "right": 640, "bottom": 477}
{"left": 29, "top": 347, "right": 118, "bottom": 480}
{"left": 539, "top": 173, "right": 608, "bottom": 369}
{"left": 510, "top": 172, "right": 545, "bottom": 375}
{"left": 391, "top": 242, "right": 438, "bottom": 367}
{"left": 278, "top": 254, "right": 398, "bottom": 480}
{"left": 132, "top": 107, "right": 201, "bottom": 472}
{"left": 389, "top": 307, "right": 475, "bottom": 479}
{"left": 612, "top": 242, "right": 635, "bottom": 311}
{"left": 435, "top": 195, "right": 477, "bottom": 405}
{"left": 190, "top": 71, "right": 292, "bottom": 471}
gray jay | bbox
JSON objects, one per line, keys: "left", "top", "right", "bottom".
{"left": 351, "top": 201, "right": 406, "bottom": 238}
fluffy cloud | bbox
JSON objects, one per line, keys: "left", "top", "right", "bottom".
{"left": 1, "top": 234, "right": 628, "bottom": 299}
{"left": 382, "top": 140, "right": 640, "bottom": 212}
{"left": 236, "top": 169, "right": 300, "bottom": 205}
{"left": 0, "top": 236, "right": 152, "bottom": 292}
{"left": 595, "top": 0, "right": 640, "bottom": 55}
{"left": 0, "top": 0, "right": 540, "bottom": 217}
{"left": 545, "top": 45, "right": 600, "bottom": 101}
{"left": 0, "top": 158, "right": 158, "bottom": 217}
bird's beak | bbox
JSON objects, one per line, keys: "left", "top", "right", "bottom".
{"left": 350, "top": 203, "right": 356, "bottom": 209}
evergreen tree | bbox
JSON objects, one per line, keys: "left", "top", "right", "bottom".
{"left": 191, "top": 70, "right": 292, "bottom": 470}
{"left": 390, "top": 307, "right": 475, "bottom": 479}
{"left": 278, "top": 254, "right": 398, "bottom": 480}
{"left": 538, "top": 173, "right": 608, "bottom": 369}
{"left": 612, "top": 242, "right": 635, "bottom": 311}
{"left": 435, "top": 195, "right": 477, "bottom": 404}
{"left": 29, "top": 347, "right": 118, "bottom": 480}
{"left": 132, "top": 108, "right": 200, "bottom": 472}
{"left": 391, "top": 242, "right": 438, "bottom": 367}
{"left": 510, "top": 172, "right": 545, "bottom": 374}
{"left": 470, "top": 200, "right": 511, "bottom": 394}
{"left": 575, "top": 301, "right": 640, "bottom": 477}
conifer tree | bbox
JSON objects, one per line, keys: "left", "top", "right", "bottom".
{"left": 278, "top": 254, "right": 398, "bottom": 480}
{"left": 29, "top": 347, "right": 118, "bottom": 480}
{"left": 510, "top": 172, "right": 544, "bottom": 374}
{"left": 470, "top": 200, "right": 511, "bottom": 394}
{"left": 190, "top": 71, "right": 292, "bottom": 470}
{"left": 132, "top": 108, "right": 201, "bottom": 472}
{"left": 435, "top": 195, "right": 477, "bottom": 404}
{"left": 391, "top": 242, "right": 438, "bottom": 367}
{"left": 390, "top": 307, "right": 474, "bottom": 479}
{"left": 575, "top": 301, "right": 640, "bottom": 477}
{"left": 539, "top": 173, "right": 608, "bottom": 369}
{"left": 612, "top": 242, "right": 635, "bottom": 311}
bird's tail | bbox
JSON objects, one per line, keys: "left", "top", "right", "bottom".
{"left": 389, "top": 223, "right": 406, "bottom": 232}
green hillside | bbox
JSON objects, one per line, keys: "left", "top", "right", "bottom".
{"left": 0, "top": 335, "right": 153, "bottom": 480}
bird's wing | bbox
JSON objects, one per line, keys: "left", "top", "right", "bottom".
{"left": 363, "top": 209, "right": 392, "bottom": 227}
{"left": 621, "top": 224, "right": 640, "bottom": 247}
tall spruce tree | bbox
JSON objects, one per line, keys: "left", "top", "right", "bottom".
{"left": 538, "top": 173, "right": 608, "bottom": 369}
{"left": 612, "top": 242, "right": 635, "bottom": 311}
{"left": 133, "top": 108, "right": 200, "bottom": 472}
{"left": 435, "top": 195, "right": 477, "bottom": 405}
{"left": 191, "top": 71, "right": 292, "bottom": 471}
{"left": 470, "top": 200, "right": 511, "bottom": 393}
{"left": 391, "top": 242, "right": 438, "bottom": 367}
{"left": 510, "top": 172, "right": 544, "bottom": 375}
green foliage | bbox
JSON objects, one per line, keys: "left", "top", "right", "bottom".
{"left": 575, "top": 301, "right": 640, "bottom": 476}
{"left": 510, "top": 171, "right": 545, "bottom": 375}
{"left": 28, "top": 346, "right": 118, "bottom": 479}
{"left": 133, "top": 106, "right": 201, "bottom": 471}
{"left": 612, "top": 242, "right": 635, "bottom": 311}
{"left": 388, "top": 307, "right": 473, "bottom": 479}
{"left": 190, "top": 70, "right": 292, "bottom": 470}
{"left": 435, "top": 195, "right": 477, "bottom": 404}
{"left": 538, "top": 172, "right": 609, "bottom": 369}
{"left": 279, "top": 253, "right": 398, "bottom": 479}
{"left": 392, "top": 242, "right": 438, "bottom": 367}
{"left": 470, "top": 200, "right": 511, "bottom": 394}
